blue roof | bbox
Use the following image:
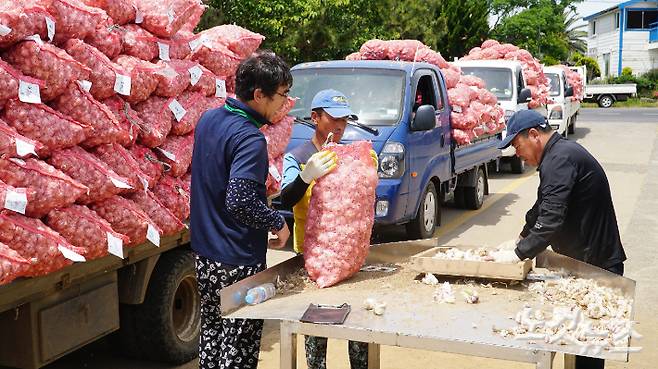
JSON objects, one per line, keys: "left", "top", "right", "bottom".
{"left": 583, "top": 0, "right": 656, "bottom": 21}
{"left": 291, "top": 60, "right": 438, "bottom": 73}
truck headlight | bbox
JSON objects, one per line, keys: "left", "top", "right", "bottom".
{"left": 549, "top": 106, "right": 563, "bottom": 120}
{"left": 375, "top": 200, "right": 389, "bottom": 217}
{"left": 378, "top": 142, "right": 405, "bottom": 179}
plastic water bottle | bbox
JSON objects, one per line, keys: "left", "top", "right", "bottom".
{"left": 245, "top": 283, "right": 276, "bottom": 305}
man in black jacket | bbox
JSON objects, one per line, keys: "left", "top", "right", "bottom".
{"left": 495, "top": 110, "right": 627, "bottom": 369}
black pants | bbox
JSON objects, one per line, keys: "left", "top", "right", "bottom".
{"left": 305, "top": 335, "right": 368, "bottom": 369}
{"left": 195, "top": 254, "right": 265, "bottom": 369}
{"left": 575, "top": 262, "right": 624, "bottom": 369}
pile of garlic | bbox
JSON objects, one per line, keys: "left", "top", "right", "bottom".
{"left": 495, "top": 277, "right": 641, "bottom": 355}
{"left": 433, "top": 247, "right": 491, "bottom": 261}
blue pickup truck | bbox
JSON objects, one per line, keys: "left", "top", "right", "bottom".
{"left": 279, "top": 60, "right": 502, "bottom": 239}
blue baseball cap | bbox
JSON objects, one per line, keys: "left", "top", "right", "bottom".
{"left": 310, "top": 89, "right": 358, "bottom": 120}
{"left": 498, "top": 110, "right": 549, "bottom": 149}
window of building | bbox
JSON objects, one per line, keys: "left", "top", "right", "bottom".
{"left": 603, "top": 53, "right": 611, "bottom": 77}
{"left": 616, "top": 12, "right": 620, "bottom": 29}
{"left": 626, "top": 10, "right": 658, "bottom": 29}
{"left": 592, "top": 20, "right": 597, "bottom": 35}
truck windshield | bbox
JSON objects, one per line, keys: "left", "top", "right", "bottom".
{"left": 546, "top": 73, "right": 561, "bottom": 96}
{"left": 460, "top": 67, "right": 513, "bottom": 101}
{"left": 290, "top": 68, "right": 406, "bottom": 126}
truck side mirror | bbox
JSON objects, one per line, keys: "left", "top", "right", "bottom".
{"left": 411, "top": 105, "right": 436, "bottom": 131}
{"left": 565, "top": 86, "right": 574, "bottom": 97}
{"left": 518, "top": 88, "right": 532, "bottom": 103}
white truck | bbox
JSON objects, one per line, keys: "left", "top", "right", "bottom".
{"left": 543, "top": 66, "right": 580, "bottom": 139}
{"left": 569, "top": 66, "right": 637, "bottom": 108}
{"left": 455, "top": 59, "right": 547, "bottom": 173}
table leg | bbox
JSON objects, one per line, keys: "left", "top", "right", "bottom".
{"left": 563, "top": 354, "right": 576, "bottom": 369}
{"left": 280, "top": 321, "right": 297, "bottom": 369}
{"left": 536, "top": 351, "right": 555, "bottom": 369}
{"left": 367, "top": 342, "right": 380, "bottom": 369}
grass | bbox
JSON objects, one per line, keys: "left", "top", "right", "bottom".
{"left": 581, "top": 97, "right": 658, "bottom": 108}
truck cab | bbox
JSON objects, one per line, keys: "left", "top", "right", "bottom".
{"left": 454, "top": 59, "right": 545, "bottom": 173}
{"left": 543, "top": 66, "right": 578, "bottom": 138}
{"left": 280, "top": 60, "right": 500, "bottom": 239}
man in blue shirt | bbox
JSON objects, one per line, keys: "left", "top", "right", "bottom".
{"left": 191, "top": 51, "right": 292, "bottom": 369}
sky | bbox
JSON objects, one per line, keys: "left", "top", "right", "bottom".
{"left": 575, "top": 0, "right": 625, "bottom": 24}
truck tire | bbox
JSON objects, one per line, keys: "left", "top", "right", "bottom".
{"left": 598, "top": 95, "right": 614, "bottom": 108}
{"left": 464, "top": 168, "right": 485, "bottom": 210}
{"left": 568, "top": 114, "right": 576, "bottom": 134}
{"left": 406, "top": 182, "right": 439, "bottom": 239}
{"left": 116, "top": 249, "right": 200, "bottom": 364}
{"left": 510, "top": 156, "right": 525, "bottom": 174}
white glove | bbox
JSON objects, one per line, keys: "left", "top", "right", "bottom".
{"left": 299, "top": 151, "right": 337, "bottom": 184}
{"left": 491, "top": 249, "right": 521, "bottom": 264}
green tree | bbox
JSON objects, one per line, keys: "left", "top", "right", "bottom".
{"left": 570, "top": 53, "right": 600, "bottom": 81}
{"left": 438, "top": 0, "right": 490, "bottom": 59}
{"left": 563, "top": 6, "right": 587, "bottom": 55}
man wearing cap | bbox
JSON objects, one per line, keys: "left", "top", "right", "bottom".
{"left": 493, "top": 110, "right": 626, "bottom": 369}
{"left": 280, "top": 89, "right": 376, "bottom": 369}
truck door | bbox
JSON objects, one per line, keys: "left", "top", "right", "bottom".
{"left": 405, "top": 69, "right": 451, "bottom": 220}
{"left": 516, "top": 69, "right": 529, "bottom": 111}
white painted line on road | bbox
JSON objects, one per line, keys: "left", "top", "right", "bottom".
{"left": 600, "top": 113, "right": 621, "bottom": 116}
{"left": 643, "top": 113, "right": 658, "bottom": 116}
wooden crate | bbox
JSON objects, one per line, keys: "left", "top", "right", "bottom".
{"left": 410, "top": 246, "right": 532, "bottom": 281}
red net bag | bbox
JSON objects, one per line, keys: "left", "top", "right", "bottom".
{"left": 345, "top": 52, "right": 362, "bottom": 61}
{"left": 188, "top": 32, "right": 243, "bottom": 78}
{"left": 3, "top": 37, "right": 91, "bottom": 101}
{"left": 92, "top": 142, "right": 148, "bottom": 191}
{"left": 0, "top": 157, "right": 88, "bottom": 217}
{"left": 448, "top": 87, "right": 473, "bottom": 110}
{"left": 80, "top": 0, "right": 136, "bottom": 25}
{"left": 0, "top": 241, "right": 31, "bottom": 285}
{"left": 152, "top": 174, "right": 189, "bottom": 221}
{"left": 2, "top": 99, "right": 88, "bottom": 156}
{"left": 133, "top": 96, "right": 173, "bottom": 147}
{"left": 441, "top": 68, "right": 460, "bottom": 89}
{"left": 197, "top": 24, "right": 264, "bottom": 58}
{"left": 452, "top": 129, "right": 471, "bottom": 145}
{"left": 170, "top": 91, "right": 208, "bottom": 135}
{"left": 359, "top": 39, "right": 388, "bottom": 60}
{"left": 414, "top": 48, "right": 449, "bottom": 69}
{"left": 178, "top": 60, "right": 216, "bottom": 96}
{"left": 21, "top": 3, "right": 56, "bottom": 42}
{"left": 90, "top": 195, "right": 160, "bottom": 246}
{"left": 459, "top": 75, "right": 486, "bottom": 89}
{"left": 260, "top": 115, "right": 293, "bottom": 160}
{"left": 270, "top": 96, "right": 296, "bottom": 124}
{"left": 178, "top": 2, "right": 204, "bottom": 33}
{"left": 128, "top": 190, "right": 184, "bottom": 236}
{"left": 303, "top": 141, "right": 377, "bottom": 288}
{"left": 155, "top": 133, "right": 193, "bottom": 177}
{"left": 48, "top": 0, "right": 110, "bottom": 44}
{"left": 0, "top": 3, "right": 28, "bottom": 49}
{"left": 137, "top": 0, "right": 203, "bottom": 38}
{"left": 46, "top": 204, "right": 129, "bottom": 260}
{"left": 0, "top": 55, "right": 45, "bottom": 102}
{"left": 52, "top": 82, "right": 129, "bottom": 148}
{"left": 63, "top": 38, "right": 128, "bottom": 100}
{"left": 0, "top": 211, "right": 86, "bottom": 276}
{"left": 119, "top": 25, "right": 158, "bottom": 61}
{"left": 265, "top": 154, "right": 283, "bottom": 198}
{"left": 154, "top": 61, "right": 190, "bottom": 97}
{"left": 84, "top": 23, "right": 124, "bottom": 60}
{"left": 386, "top": 39, "right": 428, "bottom": 60}
{"left": 113, "top": 55, "right": 160, "bottom": 104}
{"left": 0, "top": 179, "right": 36, "bottom": 216}
{"left": 101, "top": 96, "right": 140, "bottom": 147}
{"left": 168, "top": 31, "right": 194, "bottom": 60}
{"left": 180, "top": 171, "right": 190, "bottom": 193}
{"left": 48, "top": 146, "right": 133, "bottom": 204}
{"left": 128, "top": 144, "right": 164, "bottom": 188}
{"left": 0, "top": 118, "right": 44, "bottom": 159}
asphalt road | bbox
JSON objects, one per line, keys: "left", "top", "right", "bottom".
{"left": 38, "top": 113, "right": 658, "bottom": 369}
{"left": 579, "top": 107, "right": 658, "bottom": 123}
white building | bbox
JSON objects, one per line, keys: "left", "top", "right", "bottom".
{"left": 584, "top": 0, "right": 658, "bottom": 77}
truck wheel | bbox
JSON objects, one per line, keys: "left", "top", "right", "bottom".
{"left": 568, "top": 115, "right": 576, "bottom": 134}
{"left": 510, "top": 156, "right": 525, "bottom": 174}
{"left": 598, "top": 95, "right": 614, "bottom": 108}
{"left": 116, "top": 249, "right": 200, "bottom": 364}
{"left": 406, "top": 182, "right": 439, "bottom": 239}
{"left": 464, "top": 168, "right": 485, "bottom": 210}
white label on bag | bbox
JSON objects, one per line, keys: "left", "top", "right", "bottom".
{"left": 4, "top": 188, "right": 27, "bottom": 214}
{"left": 9, "top": 158, "right": 26, "bottom": 166}
{"left": 167, "top": 9, "right": 176, "bottom": 24}
{"left": 147, "top": 223, "right": 160, "bottom": 246}
{"left": 58, "top": 245, "right": 86, "bottom": 262}
{"left": 158, "top": 42, "right": 170, "bottom": 61}
{"left": 0, "top": 24, "right": 11, "bottom": 36}
{"left": 139, "top": 176, "right": 149, "bottom": 192}
{"left": 268, "top": 165, "right": 281, "bottom": 182}
{"left": 114, "top": 73, "right": 132, "bottom": 96}
{"left": 453, "top": 105, "right": 462, "bottom": 113}
{"left": 168, "top": 99, "right": 186, "bottom": 122}
{"left": 14, "top": 137, "right": 37, "bottom": 157}
{"left": 157, "top": 148, "right": 176, "bottom": 161}
{"left": 189, "top": 66, "right": 202, "bottom": 86}
{"left": 107, "top": 232, "right": 124, "bottom": 258}
{"left": 45, "top": 17, "right": 55, "bottom": 41}
{"left": 134, "top": 6, "right": 144, "bottom": 24}
{"left": 24, "top": 34, "right": 43, "bottom": 45}
{"left": 18, "top": 80, "right": 41, "bottom": 104}
{"left": 78, "top": 80, "right": 92, "bottom": 92}
{"left": 110, "top": 176, "right": 133, "bottom": 189}
{"left": 215, "top": 79, "right": 226, "bottom": 98}
{"left": 188, "top": 35, "right": 205, "bottom": 51}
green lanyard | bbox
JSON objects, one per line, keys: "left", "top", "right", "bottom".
{"left": 224, "top": 104, "right": 263, "bottom": 128}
